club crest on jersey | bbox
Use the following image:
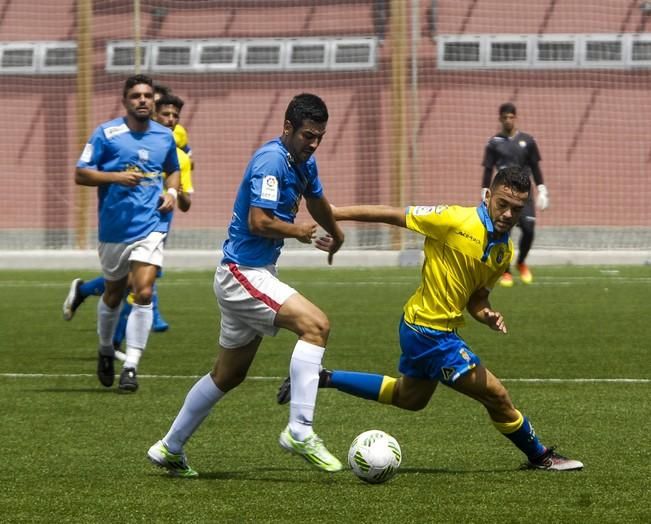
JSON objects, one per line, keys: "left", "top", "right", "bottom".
{"left": 138, "top": 149, "right": 149, "bottom": 162}
{"left": 496, "top": 246, "right": 505, "bottom": 264}
{"left": 261, "top": 175, "right": 279, "bottom": 201}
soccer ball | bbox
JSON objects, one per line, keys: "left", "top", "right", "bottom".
{"left": 348, "top": 429, "right": 402, "bottom": 484}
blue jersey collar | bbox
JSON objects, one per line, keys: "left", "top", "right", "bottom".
{"left": 477, "top": 202, "right": 510, "bottom": 262}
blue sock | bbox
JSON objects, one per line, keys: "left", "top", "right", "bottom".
{"left": 112, "top": 300, "right": 132, "bottom": 347}
{"left": 330, "top": 370, "right": 386, "bottom": 401}
{"left": 79, "top": 277, "right": 105, "bottom": 298}
{"left": 494, "top": 411, "right": 546, "bottom": 460}
{"left": 152, "top": 282, "right": 161, "bottom": 317}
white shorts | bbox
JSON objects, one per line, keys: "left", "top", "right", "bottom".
{"left": 214, "top": 263, "right": 297, "bottom": 349}
{"left": 98, "top": 231, "right": 167, "bottom": 281}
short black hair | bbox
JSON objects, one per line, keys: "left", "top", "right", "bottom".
{"left": 123, "top": 74, "right": 153, "bottom": 98}
{"left": 499, "top": 102, "right": 517, "bottom": 116}
{"left": 285, "top": 93, "right": 328, "bottom": 130}
{"left": 154, "top": 83, "right": 172, "bottom": 97}
{"left": 156, "top": 93, "right": 184, "bottom": 112}
{"left": 491, "top": 166, "right": 530, "bottom": 194}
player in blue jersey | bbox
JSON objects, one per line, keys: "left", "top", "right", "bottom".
{"left": 147, "top": 93, "right": 346, "bottom": 478}
{"left": 63, "top": 87, "right": 193, "bottom": 331}
{"left": 62, "top": 92, "right": 194, "bottom": 336}
{"left": 109, "top": 93, "right": 194, "bottom": 354}
{"left": 75, "top": 74, "right": 180, "bottom": 393}
{"left": 481, "top": 102, "right": 549, "bottom": 287}
{"left": 277, "top": 167, "right": 583, "bottom": 472}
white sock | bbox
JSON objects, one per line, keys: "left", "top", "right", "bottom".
{"left": 124, "top": 303, "right": 153, "bottom": 370}
{"left": 97, "top": 298, "right": 120, "bottom": 355}
{"left": 288, "top": 340, "right": 325, "bottom": 441}
{"left": 163, "top": 374, "right": 225, "bottom": 454}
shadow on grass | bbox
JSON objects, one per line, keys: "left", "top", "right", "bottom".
{"left": 26, "top": 387, "right": 126, "bottom": 394}
{"left": 400, "top": 466, "right": 518, "bottom": 474}
{"left": 145, "top": 465, "right": 520, "bottom": 482}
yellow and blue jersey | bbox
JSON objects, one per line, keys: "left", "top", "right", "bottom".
{"left": 403, "top": 203, "right": 512, "bottom": 332}
{"left": 177, "top": 147, "right": 193, "bottom": 194}
{"left": 160, "top": 147, "right": 193, "bottom": 232}
{"left": 173, "top": 123, "right": 192, "bottom": 157}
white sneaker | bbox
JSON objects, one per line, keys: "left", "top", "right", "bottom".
{"left": 147, "top": 440, "right": 198, "bottom": 478}
{"left": 525, "top": 448, "right": 583, "bottom": 471}
{"left": 62, "top": 278, "right": 84, "bottom": 321}
{"left": 279, "top": 426, "right": 343, "bottom": 472}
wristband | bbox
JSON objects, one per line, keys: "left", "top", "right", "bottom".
{"left": 167, "top": 188, "right": 178, "bottom": 200}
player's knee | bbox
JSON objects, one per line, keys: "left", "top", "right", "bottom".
{"left": 393, "top": 385, "right": 429, "bottom": 411}
{"left": 301, "top": 312, "right": 330, "bottom": 345}
{"left": 210, "top": 364, "right": 246, "bottom": 392}
{"left": 133, "top": 287, "right": 154, "bottom": 305}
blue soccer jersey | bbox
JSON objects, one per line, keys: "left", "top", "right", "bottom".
{"left": 222, "top": 137, "right": 324, "bottom": 266}
{"left": 77, "top": 117, "right": 179, "bottom": 243}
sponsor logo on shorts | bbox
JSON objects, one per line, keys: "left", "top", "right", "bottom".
{"left": 441, "top": 367, "right": 455, "bottom": 381}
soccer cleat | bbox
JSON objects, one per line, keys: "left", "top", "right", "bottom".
{"left": 277, "top": 377, "right": 292, "bottom": 405}
{"left": 499, "top": 272, "right": 514, "bottom": 288}
{"left": 147, "top": 440, "right": 198, "bottom": 478}
{"left": 62, "top": 278, "right": 85, "bottom": 321}
{"left": 278, "top": 426, "right": 343, "bottom": 472}
{"left": 525, "top": 447, "right": 584, "bottom": 471}
{"left": 97, "top": 351, "right": 115, "bottom": 387}
{"left": 517, "top": 263, "right": 533, "bottom": 284}
{"left": 118, "top": 367, "right": 139, "bottom": 393}
{"left": 152, "top": 311, "right": 170, "bottom": 332}
{"left": 276, "top": 369, "right": 331, "bottom": 405}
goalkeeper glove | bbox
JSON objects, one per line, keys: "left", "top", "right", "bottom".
{"left": 536, "top": 184, "right": 549, "bottom": 210}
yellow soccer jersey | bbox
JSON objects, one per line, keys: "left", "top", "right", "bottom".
{"left": 163, "top": 147, "right": 193, "bottom": 194}
{"left": 177, "top": 147, "right": 193, "bottom": 194}
{"left": 173, "top": 124, "right": 191, "bottom": 155}
{"left": 403, "top": 204, "right": 513, "bottom": 332}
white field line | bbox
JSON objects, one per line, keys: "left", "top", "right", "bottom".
{"left": 0, "top": 373, "right": 648, "bottom": 383}
{"left": 1, "top": 275, "right": 651, "bottom": 288}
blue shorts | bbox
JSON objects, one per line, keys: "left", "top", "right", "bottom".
{"left": 398, "top": 317, "right": 480, "bottom": 385}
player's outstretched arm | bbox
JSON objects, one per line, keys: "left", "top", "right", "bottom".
{"left": 333, "top": 204, "right": 406, "bottom": 228}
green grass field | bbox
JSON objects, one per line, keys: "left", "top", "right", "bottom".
{"left": 1, "top": 266, "right": 649, "bottom": 523}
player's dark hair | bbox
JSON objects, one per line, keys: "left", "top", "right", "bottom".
{"left": 499, "top": 102, "right": 517, "bottom": 116}
{"left": 123, "top": 74, "right": 154, "bottom": 98}
{"left": 156, "top": 93, "right": 184, "bottom": 112}
{"left": 492, "top": 166, "right": 530, "bottom": 194}
{"left": 154, "top": 83, "right": 172, "bottom": 97}
{"left": 285, "top": 93, "right": 328, "bottom": 130}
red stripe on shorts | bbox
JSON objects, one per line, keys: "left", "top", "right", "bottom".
{"left": 228, "top": 263, "right": 282, "bottom": 312}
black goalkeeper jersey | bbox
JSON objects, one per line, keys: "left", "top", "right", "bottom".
{"left": 481, "top": 131, "right": 542, "bottom": 188}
